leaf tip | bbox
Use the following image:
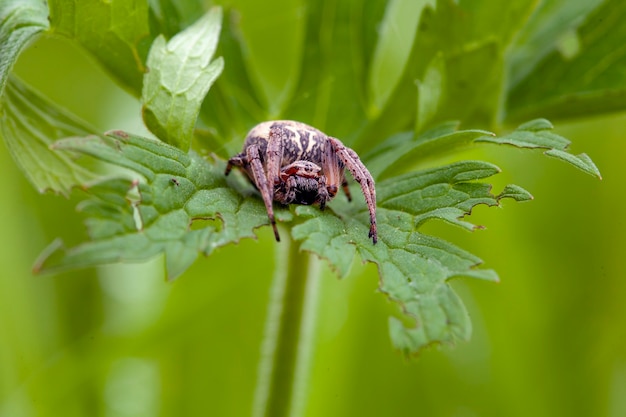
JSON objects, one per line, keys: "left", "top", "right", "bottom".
{"left": 518, "top": 118, "right": 554, "bottom": 131}
{"left": 497, "top": 184, "right": 534, "bottom": 202}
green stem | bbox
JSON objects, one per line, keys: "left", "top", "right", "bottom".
{"left": 252, "top": 231, "right": 321, "bottom": 417}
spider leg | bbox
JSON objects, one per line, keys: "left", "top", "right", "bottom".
{"left": 245, "top": 144, "right": 281, "bottom": 242}
{"left": 318, "top": 174, "right": 330, "bottom": 210}
{"left": 284, "top": 176, "right": 297, "bottom": 204}
{"left": 321, "top": 137, "right": 342, "bottom": 199}
{"left": 225, "top": 154, "right": 245, "bottom": 176}
{"left": 328, "top": 137, "right": 378, "bottom": 244}
{"left": 341, "top": 178, "right": 352, "bottom": 202}
{"left": 266, "top": 125, "right": 286, "bottom": 195}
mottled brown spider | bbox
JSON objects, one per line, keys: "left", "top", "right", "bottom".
{"left": 225, "top": 120, "right": 377, "bottom": 244}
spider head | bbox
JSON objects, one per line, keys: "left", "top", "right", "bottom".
{"left": 280, "top": 161, "right": 322, "bottom": 179}
{"left": 275, "top": 161, "right": 330, "bottom": 206}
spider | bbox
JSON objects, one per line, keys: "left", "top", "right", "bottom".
{"left": 225, "top": 120, "right": 377, "bottom": 244}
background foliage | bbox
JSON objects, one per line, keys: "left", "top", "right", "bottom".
{"left": 1, "top": 0, "right": 625, "bottom": 416}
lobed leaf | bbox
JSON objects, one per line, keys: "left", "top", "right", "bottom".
{"left": 292, "top": 160, "right": 530, "bottom": 352}
{"left": 35, "top": 131, "right": 290, "bottom": 280}
{"left": 364, "top": 118, "right": 601, "bottom": 180}
{"left": 29, "top": 126, "right": 537, "bottom": 354}
{"left": 5, "top": 0, "right": 605, "bottom": 358}
{"left": 0, "top": 77, "right": 96, "bottom": 195}
{"left": 477, "top": 119, "right": 602, "bottom": 179}
{"left": 142, "top": 7, "right": 224, "bottom": 151}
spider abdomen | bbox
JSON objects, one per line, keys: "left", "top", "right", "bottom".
{"left": 244, "top": 120, "right": 327, "bottom": 166}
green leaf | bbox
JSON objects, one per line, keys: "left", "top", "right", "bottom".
{"left": 355, "top": 0, "right": 538, "bottom": 150}
{"left": 477, "top": 119, "right": 602, "bottom": 178}
{"left": 293, "top": 161, "right": 530, "bottom": 353}
{"left": 506, "top": 0, "right": 626, "bottom": 121}
{"left": 435, "top": 41, "right": 503, "bottom": 129}
{"left": 283, "top": 0, "right": 377, "bottom": 139}
{"left": 230, "top": 0, "right": 306, "bottom": 116}
{"left": 147, "top": 0, "right": 206, "bottom": 39}
{"left": 367, "top": 0, "right": 435, "bottom": 114}
{"left": 34, "top": 131, "right": 290, "bottom": 280}
{"left": 48, "top": 0, "right": 152, "bottom": 95}
{"left": 0, "top": 0, "right": 49, "bottom": 95}
{"left": 365, "top": 118, "right": 601, "bottom": 180}
{"left": 18, "top": 0, "right": 605, "bottom": 360}
{"left": 142, "top": 7, "right": 224, "bottom": 151}
{"left": 365, "top": 125, "right": 492, "bottom": 179}
{"left": 416, "top": 53, "right": 445, "bottom": 133}
{"left": 0, "top": 77, "right": 96, "bottom": 195}
{"left": 507, "top": 0, "right": 604, "bottom": 89}
{"left": 195, "top": 8, "right": 267, "bottom": 156}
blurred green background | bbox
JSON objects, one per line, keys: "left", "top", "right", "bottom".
{"left": 2, "top": 2, "right": 626, "bottom": 417}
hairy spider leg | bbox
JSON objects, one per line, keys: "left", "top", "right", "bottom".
{"left": 322, "top": 142, "right": 352, "bottom": 202}
{"left": 266, "top": 125, "right": 286, "bottom": 195}
{"left": 317, "top": 174, "right": 330, "bottom": 210}
{"left": 341, "top": 179, "right": 352, "bottom": 202}
{"left": 224, "top": 158, "right": 239, "bottom": 176}
{"left": 328, "top": 137, "right": 378, "bottom": 244}
{"left": 245, "top": 144, "right": 282, "bottom": 242}
{"left": 321, "top": 137, "right": 344, "bottom": 201}
{"left": 265, "top": 125, "right": 288, "bottom": 241}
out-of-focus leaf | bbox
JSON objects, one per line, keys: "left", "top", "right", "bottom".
{"left": 196, "top": 8, "right": 267, "bottom": 157}
{"left": 365, "top": 125, "right": 491, "bottom": 179}
{"left": 507, "top": 0, "right": 605, "bottom": 90}
{"left": 48, "top": 0, "right": 152, "bottom": 95}
{"left": 0, "top": 0, "right": 48, "bottom": 95}
{"left": 0, "top": 77, "right": 95, "bottom": 195}
{"left": 428, "top": 41, "right": 503, "bottom": 131}
{"left": 147, "top": 0, "right": 205, "bottom": 39}
{"left": 230, "top": 0, "right": 306, "bottom": 116}
{"left": 142, "top": 7, "right": 224, "bottom": 151}
{"left": 416, "top": 53, "right": 445, "bottom": 133}
{"left": 34, "top": 131, "right": 291, "bottom": 280}
{"left": 355, "top": 0, "right": 538, "bottom": 150}
{"left": 367, "top": 0, "right": 435, "bottom": 114}
{"left": 506, "top": 0, "right": 626, "bottom": 122}
{"left": 292, "top": 161, "right": 532, "bottom": 353}
{"left": 284, "top": 0, "right": 386, "bottom": 141}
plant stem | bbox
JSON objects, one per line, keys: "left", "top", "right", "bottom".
{"left": 252, "top": 232, "right": 321, "bottom": 417}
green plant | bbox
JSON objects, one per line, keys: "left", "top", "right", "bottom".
{"left": 1, "top": 0, "right": 619, "bottom": 416}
